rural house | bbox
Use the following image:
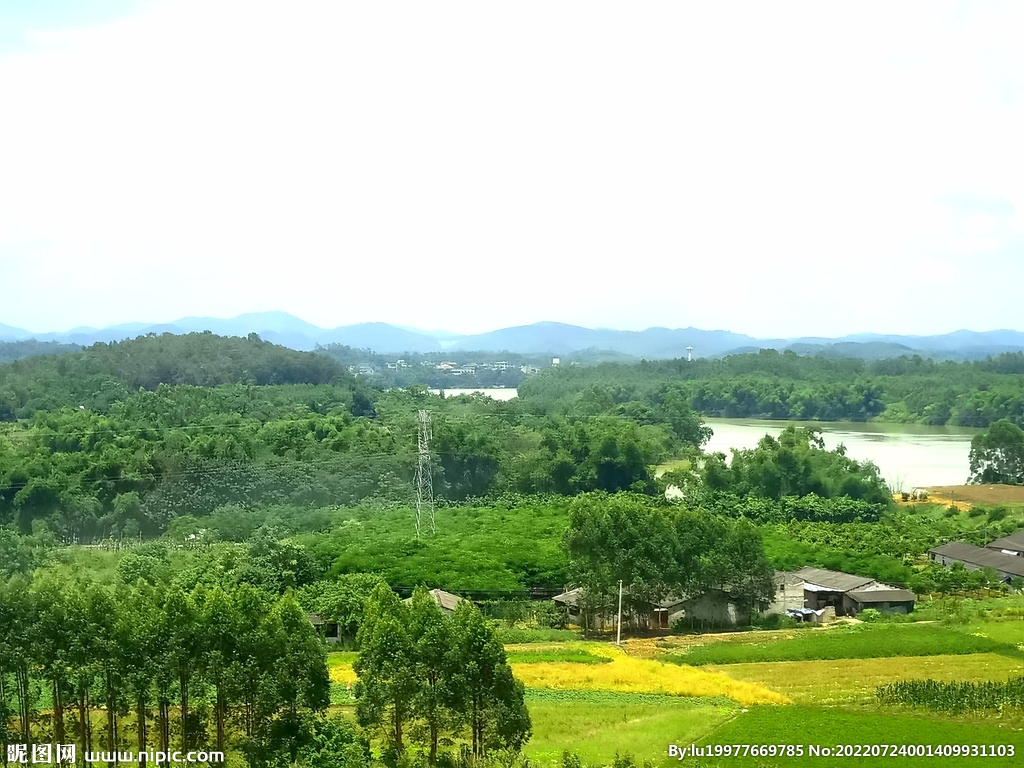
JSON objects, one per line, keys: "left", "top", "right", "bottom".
{"left": 986, "top": 531, "right": 1024, "bottom": 558}
{"left": 794, "top": 567, "right": 875, "bottom": 616}
{"left": 403, "top": 588, "right": 467, "bottom": 615}
{"left": 552, "top": 588, "right": 689, "bottom": 631}
{"left": 843, "top": 584, "right": 917, "bottom": 614}
{"left": 785, "top": 567, "right": 917, "bottom": 617}
{"left": 763, "top": 571, "right": 806, "bottom": 616}
{"left": 307, "top": 613, "right": 341, "bottom": 644}
{"left": 928, "top": 542, "right": 1024, "bottom": 582}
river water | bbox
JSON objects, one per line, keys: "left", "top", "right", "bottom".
{"left": 703, "top": 418, "right": 980, "bottom": 490}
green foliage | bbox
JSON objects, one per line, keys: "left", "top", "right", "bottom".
{"left": 877, "top": 677, "right": 1024, "bottom": 713}
{"left": 0, "top": 340, "right": 81, "bottom": 364}
{"left": 504, "top": 648, "right": 610, "bottom": 665}
{"left": 518, "top": 350, "right": 1024, "bottom": 428}
{"left": 0, "top": 574, "right": 329, "bottom": 767}
{"left": 354, "top": 584, "right": 531, "bottom": 761}
{"left": 0, "top": 333, "right": 714, "bottom": 539}
{"left": 309, "top": 501, "right": 571, "bottom": 592}
{"left": 667, "top": 623, "right": 1024, "bottom": 666}
{"left": 970, "top": 419, "right": 1024, "bottom": 485}
{"left": 564, "top": 493, "right": 775, "bottom": 628}
{"left": 491, "top": 627, "right": 581, "bottom": 644}
{"left": 297, "top": 714, "right": 371, "bottom": 768}
{"left": 299, "top": 573, "right": 388, "bottom": 646}
{"left": 702, "top": 426, "right": 892, "bottom": 506}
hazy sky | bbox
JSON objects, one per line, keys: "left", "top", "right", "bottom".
{"left": 1, "top": 1, "right": 1022, "bottom": 337}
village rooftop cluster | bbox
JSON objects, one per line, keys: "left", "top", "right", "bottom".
{"left": 348, "top": 357, "right": 560, "bottom": 377}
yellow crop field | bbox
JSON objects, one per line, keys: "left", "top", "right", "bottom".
{"left": 708, "top": 652, "right": 1024, "bottom": 705}
{"left": 510, "top": 644, "right": 789, "bottom": 706}
{"left": 328, "top": 658, "right": 357, "bottom": 686}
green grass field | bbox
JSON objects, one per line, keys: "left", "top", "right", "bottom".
{"left": 708, "top": 653, "right": 1024, "bottom": 706}
{"left": 667, "top": 623, "right": 1024, "bottom": 666}
{"left": 506, "top": 647, "right": 610, "bottom": 664}
{"left": 523, "top": 689, "right": 736, "bottom": 765}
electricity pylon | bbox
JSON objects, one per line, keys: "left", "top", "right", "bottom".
{"left": 415, "top": 410, "right": 435, "bottom": 537}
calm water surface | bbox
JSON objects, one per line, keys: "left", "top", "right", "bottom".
{"left": 704, "top": 418, "right": 980, "bottom": 489}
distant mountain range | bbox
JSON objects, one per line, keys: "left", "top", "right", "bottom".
{"left": 2, "top": 313, "right": 1024, "bottom": 361}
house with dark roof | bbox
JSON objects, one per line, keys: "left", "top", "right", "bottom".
{"left": 928, "top": 542, "right": 1024, "bottom": 582}
{"left": 552, "top": 588, "right": 692, "bottom": 631}
{"left": 403, "top": 588, "right": 468, "bottom": 615}
{"left": 844, "top": 585, "right": 917, "bottom": 614}
{"left": 987, "top": 531, "right": 1024, "bottom": 558}
{"left": 780, "top": 567, "right": 917, "bottom": 617}
{"left": 793, "top": 567, "right": 875, "bottom": 616}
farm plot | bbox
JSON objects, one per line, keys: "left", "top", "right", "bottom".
{"left": 523, "top": 689, "right": 735, "bottom": 765}
{"left": 705, "top": 653, "right": 1024, "bottom": 706}
{"left": 510, "top": 644, "right": 789, "bottom": 706}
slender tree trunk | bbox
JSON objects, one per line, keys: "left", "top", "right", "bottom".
{"left": 16, "top": 666, "right": 31, "bottom": 744}
{"left": 157, "top": 698, "right": 170, "bottom": 755}
{"left": 215, "top": 689, "right": 226, "bottom": 756}
{"left": 429, "top": 720, "right": 438, "bottom": 766}
{"left": 52, "top": 680, "right": 65, "bottom": 764}
{"left": 136, "top": 695, "right": 148, "bottom": 767}
{"left": 394, "top": 702, "right": 403, "bottom": 755}
{"left": 106, "top": 672, "right": 118, "bottom": 765}
{"left": 2, "top": 676, "right": 9, "bottom": 768}
{"left": 178, "top": 672, "right": 189, "bottom": 751}
{"left": 77, "top": 688, "right": 92, "bottom": 764}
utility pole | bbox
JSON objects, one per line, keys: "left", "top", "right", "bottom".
{"left": 415, "top": 410, "right": 435, "bottom": 538}
{"left": 616, "top": 580, "right": 623, "bottom": 645}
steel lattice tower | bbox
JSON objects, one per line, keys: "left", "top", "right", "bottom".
{"left": 415, "top": 410, "right": 435, "bottom": 537}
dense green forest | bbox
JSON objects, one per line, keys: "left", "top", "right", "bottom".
{"left": 0, "top": 334, "right": 704, "bottom": 540}
{"left": 518, "top": 350, "right": 1024, "bottom": 427}
{"left": 0, "top": 340, "right": 82, "bottom": 363}
{"left": 5, "top": 333, "right": 1020, "bottom": 542}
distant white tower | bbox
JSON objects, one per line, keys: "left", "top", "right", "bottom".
{"left": 685, "top": 346, "right": 694, "bottom": 362}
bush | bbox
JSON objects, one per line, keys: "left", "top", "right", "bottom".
{"left": 750, "top": 613, "right": 800, "bottom": 630}
{"left": 987, "top": 506, "right": 1008, "bottom": 522}
{"left": 533, "top": 601, "right": 570, "bottom": 629}
{"left": 857, "top": 608, "right": 883, "bottom": 622}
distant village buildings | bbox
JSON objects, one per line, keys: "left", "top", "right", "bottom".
{"left": 349, "top": 358, "right": 557, "bottom": 377}
{"left": 552, "top": 566, "right": 918, "bottom": 632}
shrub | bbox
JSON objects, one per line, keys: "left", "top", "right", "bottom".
{"left": 987, "top": 506, "right": 1008, "bottom": 522}
{"left": 750, "top": 613, "right": 800, "bottom": 630}
{"left": 857, "top": 608, "right": 883, "bottom": 622}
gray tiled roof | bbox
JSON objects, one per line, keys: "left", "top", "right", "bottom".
{"left": 929, "top": 542, "right": 1024, "bottom": 578}
{"left": 987, "top": 530, "right": 1024, "bottom": 553}
{"left": 793, "top": 567, "right": 875, "bottom": 592}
